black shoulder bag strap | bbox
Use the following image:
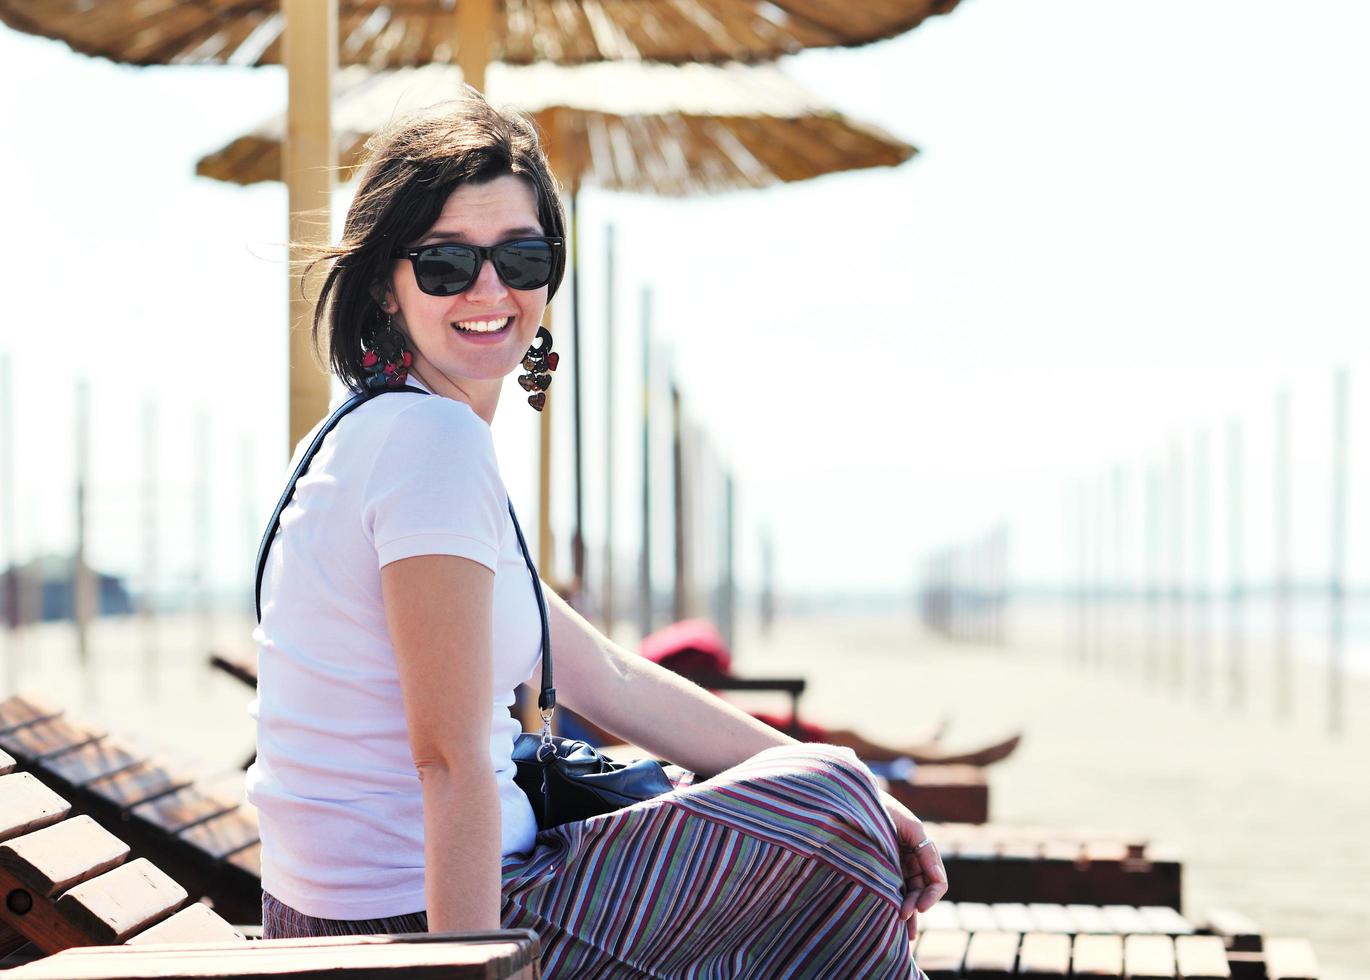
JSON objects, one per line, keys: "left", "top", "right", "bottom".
{"left": 252, "top": 386, "right": 556, "bottom": 714}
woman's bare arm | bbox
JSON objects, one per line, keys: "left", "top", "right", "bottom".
{"left": 383, "top": 555, "right": 502, "bottom": 932}
{"left": 543, "top": 589, "right": 796, "bottom": 775}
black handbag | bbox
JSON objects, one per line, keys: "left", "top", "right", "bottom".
{"left": 255, "top": 386, "right": 673, "bottom": 833}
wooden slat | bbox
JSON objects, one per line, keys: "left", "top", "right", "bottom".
{"left": 1019, "top": 932, "right": 1072, "bottom": 980}
{"left": 44, "top": 739, "right": 143, "bottom": 787}
{"left": 1027, "top": 903, "right": 1076, "bottom": 934}
{"left": 5, "top": 930, "right": 541, "bottom": 979}
{"left": 915, "top": 929, "right": 970, "bottom": 975}
{"left": 1264, "top": 938, "right": 1318, "bottom": 980}
{"left": 0, "top": 773, "right": 72, "bottom": 841}
{"left": 227, "top": 840, "right": 262, "bottom": 876}
{"left": 1205, "top": 908, "right": 1262, "bottom": 952}
{"left": 124, "top": 902, "right": 245, "bottom": 946}
{"left": 131, "top": 787, "right": 237, "bottom": 835}
{"left": 177, "top": 808, "right": 258, "bottom": 859}
{"left": 1067, "top": 905, "right": 1114, "bottom": 935}
{"left": 964, "top": 930, "right": 1019, "bottom": 980}
{"left": 0, "top": 816, "right": 129, "bottom": 898}
{"left": 0, "top": 696, "right": 62, "bottom": 735}
{"left": 1103, "top": 904, "right": 1153, "bottom": 934}
{"left": 955, "top": 901, "right": 999, "bottom": 933}
{"left": 1123, "top": 934, "right": 1175, "bottom": 980}
{"left": 920, "top": 900, "right": 960, "bottom": 933}
{"left": 990, "top": 902, "right": 1035, "bottom": 934}
{"left": 55, "top": 858, "right": 186, "bottom": 944}
{"left": 1175, "top": 935, "right": 1232, "bottom": 980}
{"left": 0, "top": 718, "right": 102, "bottom": 762}
{"left": 1073, "top": 934, "right": 1124, "bottom": 978}
{"left": 86, "top": 762, "right": 191, "bottom": 809}
{"left": 1139, "top": 905, "right": 1195, "bottom": 935}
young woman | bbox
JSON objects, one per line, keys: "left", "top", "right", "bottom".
{"left": 247, "top": 90, "right": 946, "bottom": 978}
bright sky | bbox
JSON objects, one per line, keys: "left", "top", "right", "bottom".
{"left": 1, "top": 0, "right": 1368, "bottom": 601}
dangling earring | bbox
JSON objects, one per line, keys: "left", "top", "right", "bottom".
{"left": 518, "top": 325, "right": 559, "bottom": 412}
{"left": 361, "top": 309, "right": 413, "bottom": 391}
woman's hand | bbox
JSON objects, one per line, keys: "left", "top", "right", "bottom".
{"left": 881, "top": 791, "right": 949, "bottom": 940}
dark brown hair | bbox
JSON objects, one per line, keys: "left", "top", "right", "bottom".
{"left": 310, "top": 89, "right": 566, "bottom": 392}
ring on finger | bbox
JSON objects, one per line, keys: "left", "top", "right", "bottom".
{"left": 913, "top": 838, "right": 936, "bottom": 852}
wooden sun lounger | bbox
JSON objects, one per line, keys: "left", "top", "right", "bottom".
{"left": 211, "top": 649, "right": 991, "bottom": 823}
{"left": 0, "top": 747, "right": 244, "bottom": 961}
{"left": 2, "top": 931, "right": 542, "bottom": 979}
{"left": 925, "top": 822, "right": 1183, "bottom": 909}
{"left": 0, "top": 695, "right": 261, "bottom": 924}
{"left": 912, "top": 928, "right": 1319, "bottom": 980}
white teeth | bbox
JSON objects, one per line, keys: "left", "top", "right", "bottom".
{"left": 453, "top": 316, "right": 510, "bottom": 333}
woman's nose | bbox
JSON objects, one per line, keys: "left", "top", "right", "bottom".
{"left": 463, "top": 257, "right": 509, "bottom": 302}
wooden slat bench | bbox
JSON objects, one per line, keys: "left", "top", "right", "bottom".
{"left": 3, "top": 930, "right": 542, "bottom": 979}
{"left": 926, "top": 822, "right": 1183, "bottom": 908}
{"left": 212, "top": 649, "right": 991, "bottom": 824}
{"left": 0, "top": 765, "right": 244, "bottom": 959}
{"left": 0, "top": 695, "right": 261, "bottom": 924}
{"left": 912, "top": 928, "right": 1319, "bottom": 980}
{"left": 920, "top": 901, "right": 1198, "bottom": 936}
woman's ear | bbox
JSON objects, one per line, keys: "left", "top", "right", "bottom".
{"left": 370, "top": 278, "right": 396, "bottom": 315}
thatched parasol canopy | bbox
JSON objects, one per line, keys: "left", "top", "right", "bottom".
{"left": 195, "top": 62, "right": 915, "bottom": 196}
{"left": 0, "top": 0, "right": 962, "bottom": 68}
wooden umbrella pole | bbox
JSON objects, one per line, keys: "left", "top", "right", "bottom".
{"left": 456, "top": 0, "right": 495, "bottom": 90}
{"left": 284, "top": 0, "right": 337, "bottom": 452}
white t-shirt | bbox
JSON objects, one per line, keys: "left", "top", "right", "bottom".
{"left": 245, "top": 376, "right": 541, "bottom": 920}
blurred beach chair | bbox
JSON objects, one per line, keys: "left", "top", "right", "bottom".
{"left": 0, "top": 745, "right": 244, "bottom": 963}
{"left": 210, "top": 644, "right": 994, "bottom": 824}
{"left": 927, "top": 822, "right": 1183, "bottom": 909}
{"left": 911, "top": 922, "right": 1319, "bottom": 980}
{"left": 2, "top": 931, "right": 541, "bottom": 980}
{"left": 0, "top": 694, "right": 261, "bottom": 925}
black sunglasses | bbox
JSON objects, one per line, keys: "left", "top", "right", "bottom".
{"left": 393, "top": 236, "right": 564, "bottom": 297}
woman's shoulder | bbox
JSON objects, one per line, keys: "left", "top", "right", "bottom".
{"left": 362, "top": 391, "right": 495, "bottom": 454}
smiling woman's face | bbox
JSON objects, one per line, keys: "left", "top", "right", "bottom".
{"left": 385, "top": 175, "right": 548, "bottom": 414}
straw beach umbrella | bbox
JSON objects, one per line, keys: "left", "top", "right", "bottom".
{"left": 195, "top": 62, "right": 916, "bottom": 194}
{"left": 0, "top": 2, "right": 964, "bottom": 72}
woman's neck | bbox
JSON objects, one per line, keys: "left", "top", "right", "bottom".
{"left": 409, "top": 364, "right": 499, "bottom": 425}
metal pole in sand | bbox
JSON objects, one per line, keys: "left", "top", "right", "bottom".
{"left": 1328, "top": 368, "right": 1348, "bottom": 736}
{"left": 1113, "top": 465, "right": 1126, "bottom": 673}
{"left": 1075, "top": 480, "right": 1087, "bottom": 664}
{"left": 1146, "top": 460, "right": 1160, "bottom": 683}
{"left": 569, "top": 192, "right": 586, "bottom": 595}
{"left": 0, "top": 353, "right": 17, "bottom": 694}
{"left": 141, "top": 397, "right": 159, "bottom": 697}
{"left": 721, "top": 471, "right": 736, "bottom": 652}
{"left": 602, "top": 225, "right": 616, "bottom": 635}
{"left": 1227, "top": 419, "right": 1245, "bottom": 710}
{"left": 1195, "top": 430, "right": 1212, "bottom": 700}
{"left": 671, "top": 378, "right": 686, "bottom": 623}
{"left": 638, "top": 286, "right": 653, "bottom": 640}
{"left": 1274, "top": 389, "right": 1293, "bottom": 720}
{"left": 241, "top": 433, "right": 257, "bottom": 616}
{"left": 194, "top": 410, "right": 212, "bottom": 680}
{"left": 1170, "top": 438, "right": 1186, "bottom": 691}
{"left": 73, "top": 380, "right": 94, "bottom": 702}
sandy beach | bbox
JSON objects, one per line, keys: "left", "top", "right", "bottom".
{"left": 2, "top": 609, "right": 1366, "bottom": 979}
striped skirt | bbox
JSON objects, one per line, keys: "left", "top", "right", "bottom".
{"left": 263, "top": 744, "right": 925, "bottom": 979}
